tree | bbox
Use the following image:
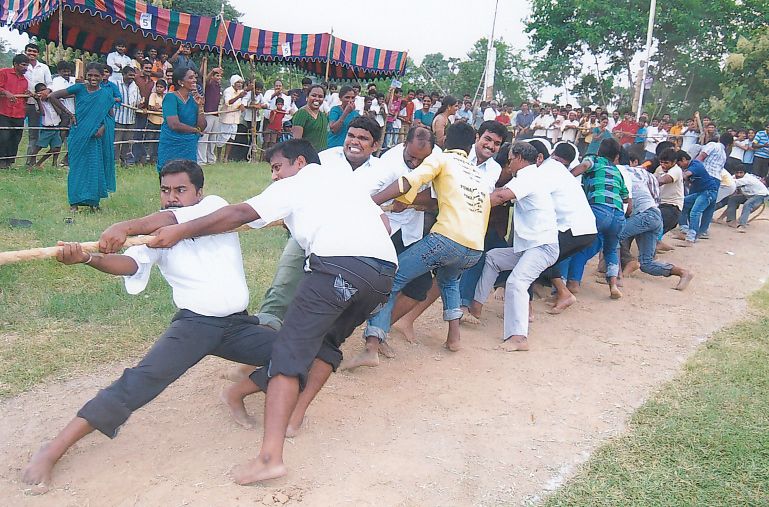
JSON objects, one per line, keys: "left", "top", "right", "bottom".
{"left": 165, "top": 0, "right": 242, "bottom": 20}
{"left": 0, "top": 40, "right": 15, "bottom": 68}
{"left": 709, "top": 31, "right": 769, "bottom": 128}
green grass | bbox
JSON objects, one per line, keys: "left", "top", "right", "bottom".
{"left": 544, "top": 287, "right": 769, "bottom": 507}
{"left": 0, "top": 162, "right": 286, "bottom": 396}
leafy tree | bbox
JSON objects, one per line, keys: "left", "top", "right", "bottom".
{"left": 709, "top": 31, "right": 769, "bottom": 128}
{"left": 0, "top": 40, "right": 15, "bottom": 68}
{"left": 165, "top": 0, "right": 242, "bottom": 20}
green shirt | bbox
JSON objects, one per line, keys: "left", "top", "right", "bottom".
{"left": 292, "top": 107, "right": 329, "bottom": 152}
{"left": 582, "top": 156, "right": 629, "bottom": 212}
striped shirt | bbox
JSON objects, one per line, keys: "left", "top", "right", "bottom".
{"left": 582, "top": 156, "right": 629, "bottom": 212}
{"left": 701, "top": 142, "right": 727, "bottom": 179}
{"left": 754, "top": 130, "right": 769, "bottom": 159}
{"left": 114, "top": 81, "right": 141, "bottom": 125}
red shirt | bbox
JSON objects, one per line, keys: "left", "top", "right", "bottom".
{"left": 614, "top": 120, "right": 639, "bottom": 145}
{"left": 0, "top": 68, "right": 29, "bottom": 118}
{"left": 268, "top": 109, "right": 286, "bottom": 131}
{"left": 495, "top": 113, "right": 511, "bottom": 126}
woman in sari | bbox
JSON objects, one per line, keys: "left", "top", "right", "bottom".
{"left": 156, "top": 67, "right": 205, "bottom": 172}
{"left": 50, "top": 63, "right": 117, "bottom": 212}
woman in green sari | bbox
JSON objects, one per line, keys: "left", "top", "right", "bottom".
{"left": 50, "top": 62, "right": 117, "bottom": 212}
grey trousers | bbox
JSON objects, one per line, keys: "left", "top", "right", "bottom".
{"left": 474, "top": 244, "right": 559, "bottom": 339}
{"left": 256, "top": 237, "right": 306, "bottom": 330}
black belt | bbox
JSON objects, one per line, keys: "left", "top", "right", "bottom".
{"left": 357, "top": 256, "right": 397, "bottom": 276}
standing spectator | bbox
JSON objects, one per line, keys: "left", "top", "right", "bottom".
{"left": 264, "top": 97, "right": 286, "bottom": 150}
{"left": 114, "top": 67, "right": 141, "bottom": 166}
{"left": 531, "top": 106, "right": 554, "bottom": 139}
{"left": 197, "top": 67, "right": 223, "bottom": 165}
{"left": 23, "top": 43, "right": 52, "bottom": 167}
{"left": 133, "top": 60, "right": 155, "bottom": 164}
{"left": 680, "top": 119, "right": 699, "bottom": 154}
{"left": 0, "top": 54, "right": 30, "bottom": 169}
{"left": 169, "top": 44, "right": 199, "bottom": 75}
{"left": 30, "top": 82, "right": 65, "bottom": 168}
{"left": 729, "top": 129, "right": 749, "bottom": 174}
{"left": 106, "top": 40, "right": 132, "bottom": 84}
{"left": 743, "top": 129, "right": 756, "bottom": 174}
{"left": 514, "top": 102, "right": 535, "bottom": 138}
{"left": 328, "top": 85, "right": 360, "bottom": 149}
{"left": 644, "top": 118, "right": 662, "bottom": 160}
{"left": 429, "top": 91, "right": 441, "bottom": 114}
{"left": 51, "top": 60, "right": 76, "bottom": 163}
{"left": 157, "top": 67, "right": 206, "bottom": 172}
{"left": 290, "top": 84, "right": 329, "bottom": 152}
{"left": 561, "top": 110, "right": 580, "bottom": 144}
{"left": 432, "top": 96, "right": 458, "bottom": 148}
{"left": 607, "top": 110, "right": 620, "bottom": 131}
{"left": 49, "top": 63, "right": 117, "bottom": 211}
{"left": 456, "top": 100, "right": 473, "bottom": 124}
{"left": 242, "top": 80, "right": 267, "bottom": 148}
{"left": 752, "top": 122, "right": 769, "bottom": 178}
{"left": 145, "top": 79, "right": 166, "bottom": 165}
{"left": 217, "top": 75, "right": 248, "bottom": 163}
{"left": 383, "top": 88, "right": 403, "bottom": 148}
{"left": 294, "top": 77, "right": 312, "bottom": 108}
{"left": 613, "top": 112, "right": 639, "bottom": 146}
{"left": 483, "top": 100, "right": 500, "bottom": 122}
{"left": 586, "top": 117, "right": 613, "bottom": 156}
{"left": 413, "top": 96, "right": 435, "bottom": 130}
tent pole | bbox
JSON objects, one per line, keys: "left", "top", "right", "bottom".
{"left": 217, "top": 4, "right": 225, "bottom": 69}
{"left": 324, "top": 29, "right": 333, "bottom": 83}
{"left": 58, "top": 0, "right": 63, "bottom": 48}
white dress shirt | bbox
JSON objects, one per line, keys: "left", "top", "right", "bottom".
{"left": 319, "top": 146, "right": 392, "bottom": 196}
{"left": 123, "top": 196, "right": 249, "bottom": 317}
{"left": 245, "top": 163, "right": 397, "bottom": 265}
{"left": 505, "top": 165, "right": 559, "bottom": 252}
{"left": 50, "top": 75, "right": 76, "bottom": 113}
{"left": 467, "top": 145, "right": 503, "bottom": 193}
{"left": 539, "top": 158, "right": 598, "bottom": 235}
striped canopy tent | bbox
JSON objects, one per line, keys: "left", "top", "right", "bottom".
{"left": 0, "top": 0, "right": 408, "bottom": 79}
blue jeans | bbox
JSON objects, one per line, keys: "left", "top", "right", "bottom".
{"left": 679, "top": 189, "right": 717, "bottom": 241}
{"left": 459, "top": 228, "right": 508, "bottom": 307}
{"left": 568, "top": 204, "right": 625, "bottom": 280}
{"left": 619, "top": 207, "right": 673, "bottom": 277}
{"left": 365, "top": 232, "right": 482, "bottom": 341}
{"left": 384, "top": 122, "right": 398, "bottom": 148}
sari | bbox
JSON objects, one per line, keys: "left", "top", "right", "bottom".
{"left": 157, "top": 92, "right": 200, "bottom": 172}
{"left": 66, "top": 84, "right": 118, "bottom": 207}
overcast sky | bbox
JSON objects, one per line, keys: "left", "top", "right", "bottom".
{"left": 0, "top": 0, "right": 530, "bottom": 64}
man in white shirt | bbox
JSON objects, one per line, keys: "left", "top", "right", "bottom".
{"left": 106, "top": 40, "right": 133, "bottom": 84}
{"left": 680, "top": 119, "right": 700, "bottom": 154}
{"left": 725, "top": 168, "right": 769, "bottom": 231}
{"left": 21, "top": 160, "right": 276, "bottom": 490}
{"left": 655, "top": 148, "right": 686, "bottom": 250}
{"left": 560, "top": 111, "right": 580, "bottom": 144}
{"left": 467, "top": 142, "right": 560, "bottom": 351}
{"left": 262, "top": 79, "right": 293, "bottom": 127}
{"left": 50, "top": 60, "right": 76, "bottom": 163}
{"left": 114, "top": 67, "right": 142, "bottom": 166}
{"left": 483, "top": 100, "right": 500, "bottom": 121}
{"left": 531, "top": 106, "right": 554, "bottom": 139}
{"left": 146, "top": 139, "right": 397, "bottom": 485}
{"left": 23, "top": 43, "right": 52, "bottom": 166}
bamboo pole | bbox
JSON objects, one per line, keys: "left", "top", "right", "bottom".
{"left": 324, "top": 30, "right": 334, "bottom": 83}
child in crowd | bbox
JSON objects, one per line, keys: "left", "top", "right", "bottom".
{"left": 145, "top": 79, "right": 167, "bottom": 165}
{"left": 32, "top": 82, "right": 65, "bottom": 168}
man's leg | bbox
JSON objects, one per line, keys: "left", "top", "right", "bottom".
{"left": 738, "top": 195, "right": 766, "bottom": 227}
{"left": 434, "top": 248, "right": 481, "bottom": 351}
{"left": 602, "top": 209, "right": 625, "bottom": 298}
{"left": 468, "top": 247, "right": 518, "bottom": 319}
{"left": 726, "top": 194, "right": 747, "bottom": 223}
{"left": 26, "top": 104, "right": 40, "bottom": 166}
{"left": 22, "top": 313, "right": 227, "bottom": 486}
{"left": 133, "top": 114, "right": 148, "bottom": 164}
{"left": 686, "top": 191, "right": 715, "bottom": 242}
{"left": 256, "top": 237, "right": 306, "bottom": 330}
{"left": 678, "top": 193, "right": 697, "bottom": 234}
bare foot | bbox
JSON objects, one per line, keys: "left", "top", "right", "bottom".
{"left": 673, "top": 231, "right": 688, "bottom": 241}
{"left": 285, "top": 416, "right": 306, "bottom": 438}
{"left": 566, "top": 281, "right": 580, "bottom": 294}
{"left": 21, "top": 445, "right": 55, "bottom": 491}
{"left": 675, "top": 270, "right": 695, "bottom": 291}
{"left": 596, "top": 277, "right": 624, "bottom": 287}
{"left": 220, "top": 386, "right": 256, "bottom": 429}
{"left": 656, "top": 241, "right": 674, "bottom": 252}
{"left": 610, "top": 285, "right": 623, "bottom": 299}
{"left": 220, "top": 364, "right": 253, "bottom": 383}
{"left": 493, "top": 287, "right": 505, "bottom": 300}
{"left": 378, "top": 341, "right": 396, "bottom": 359}
{"left": 391, "top": 321, "right": 417, "bottom": 343}
{"left": 622, "top": 260, "right": 640, "bottom": 278}
{"left": 444, "top": 337, "right": 461, "bottom": 352}
{"left": 339, "top": 344, "right": 380, "bottom": 370}
{"left": 460, "top": 311, "right": 482, "bottom": 325}
{"left": 547, "top": 294, "right": 577, "bottom": 315}
{"left": 231, "top": 456, "right": 287, "bottom": 485}
{"left": 500, "top": 336, "right": 529, "bottom": 352}
{"left": 676, "top": 239, "right": 695, "bottom": 248}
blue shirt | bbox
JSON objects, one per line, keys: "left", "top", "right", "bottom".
{"left": 414, "top": 109, "right": 435, "bottom": 130}
{"left": 753, "top": 130, "right": 769, "bottom": 159}
{"left": 327, "top": 106, "right": 360, "bottom": 148}
{"left": 687, "top": 160, "right": 720, "bottom": 193}
{"left": 635, "top": 127, "right": 647, "bottom": 144}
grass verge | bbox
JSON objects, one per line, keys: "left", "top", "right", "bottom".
{"left": 0, "top": 162, "right": 286, "bottom": 396}
{"left": 543, "top": 286, "right": 769, "bottom": 506}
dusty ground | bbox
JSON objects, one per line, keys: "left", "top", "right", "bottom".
{"left": 2, "top": 220, "right": 769, "bottom": 507}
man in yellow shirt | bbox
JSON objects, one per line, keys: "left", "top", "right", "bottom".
{"left": 353, "top": 122, "right": 489, "bottom": 359}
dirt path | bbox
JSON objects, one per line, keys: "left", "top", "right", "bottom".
{"left": 2, "top": 220, "right": 769, "bottom": 507}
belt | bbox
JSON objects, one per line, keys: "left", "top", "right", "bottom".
{"left": 357, "top": 256, "right": 397, "bottom": 277}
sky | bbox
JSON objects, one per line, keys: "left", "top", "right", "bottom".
{"left": 0, "top": 0, "right": 530, "bottom": 63}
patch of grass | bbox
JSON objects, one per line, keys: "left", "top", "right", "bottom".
{"left": 0, "top": 162, "right": 286, "bottom": 396}
{"left": 544, "top": 286, "right": 769, "bottom": 507}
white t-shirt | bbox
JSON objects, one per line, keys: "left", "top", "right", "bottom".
{"left": 245, "top": 163, "right": 397, "bottom": 264}
{"left": 380, "top": 143, "right": 442, "bottom": 246}
{"left": 655, "top": 165, "right": 684, "bottom": 209}
{"left": 731, "top": 140, "right": 749, "bottom": 160}
{"left": 123, "top": 196, "right": 249, "bottom": 317}
{"left": 532, "top": 114, "right": 554, "bottom": 138}
{"left": 618, "top": 165, "right": 634, "bottom": 214}
{"left": 560, "top": 120, "right": 580, "bottom": 143}
{"left": 681, "top": 128, "right": 699, "bottom": 152}
{"left": 50, "top": 75, "right": 76, "bottom": 113}
{"left": 735, "top": 173, "right": 769, "bottom": 197}
{"left": 40, "top": 100, "right": 60, "bottom": 126}
{"left": 242, "top": 91, "right": 265, "bottom": 122}
{"left": 644, "top": 126, "right": 661, "bottom": 152}
{"left": 24, "top": 60, "right": 52, "bottom": 95}
{"left": 483, "top": 107, "right": 498, "bottom": 121}
{"left": 539, "top": 158, "right": 597, "bottom": 235}
{"left": 505, "top": 164, "right": 559, "bottom": 252}
{"left": 319, "top": 147, "right": 393, "bottom": 196}
{"left": 106, "top": 52, "right": 132, "bottom": 84}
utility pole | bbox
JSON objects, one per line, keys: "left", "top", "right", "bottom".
{"left": 636, "top": 0, "right": 657, "bottom": 120}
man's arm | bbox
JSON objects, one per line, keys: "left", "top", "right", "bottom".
{"left": 99, "top": 210, "right": 178, "bottom": 253}
{"left": 490, "top": 187, "right": 515, "bottom": 207}
{"left": 696, "top": 150, "right": 708, "bottom": 162}
{"left": 571, "top": 159, "right": 593, "bottom": 177}
{"left": 657, "top": 173, "right": 674, "bottom": 185}
{"left": 373, "top": 177, "right": 411, "bottom": 205}
{"left": 147, "top": 203, "right": 258, "bottom": 249}
{"left": 57, "top": 241, "right": 138, "bottom": 276}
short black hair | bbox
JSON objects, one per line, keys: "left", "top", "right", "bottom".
{"left": 528, "top": 139, "right": 550, "bottom": 159}
{"left": 655, "top": 140, "right": 675, "bottom": 156}
{"left": 477, "top": 120, "right": 508, "bottom": 141}
{"left": 552, "top": 142, "right": 577, "bottom": 164}
{"left": 406, "top": 125, "right": 436, "bottom": 149}
{"left": 275, "top": 97, "right": 284, "bottom": 105}
{"left": 348, "top": 116, "right": 382, "bottom": 143}
{"left": 12, "top": 54, "right": 30, "bottom": 66}
{"left": 720, "top": 132, "right": 734, "bottom": 146}
{"left": 658, "top": 147, "right": 678, "bottom": 163}
{"left": 156, "top": 79, "right": 168, "bottom": 88}
{"left": 34, "top": 82, "right": 47, "bottom": 92}
{"left": 265, "top": 139, "right": 321, "bottom": 166}
{"left": 56, "top": 60, "right": 73, "bottom": 73}
{"left": 445, "top": 122, "right": 476, "bottom": 153}
{"left": 24, "top": 43, "right": 39, "bottom": 52}
{"left": 510, "top": 141, "right": 538, "bottom": 165}
{"left": 597, "top": 138, "right": 621, "bottom": 161}
{"left": 160, "top": 159, "right": 205, "bottom": 191}
{"left": 627, "top": 144, "right": 646, "bottom": 164}
{"left": 121, "top": 65, "right": 136, "bottom": 76}
{"left": 494, "top": 142, "right": 512, "bottom": 167}
{"left": 301, "top": 77, "right": 312, "bottom": 85}
{"left": 676, "top": 150, "right": 692, "bottom": 162}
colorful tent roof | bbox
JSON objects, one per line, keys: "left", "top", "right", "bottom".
{"left": 0, "top": 0, "right": 408, "bottom": 79}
